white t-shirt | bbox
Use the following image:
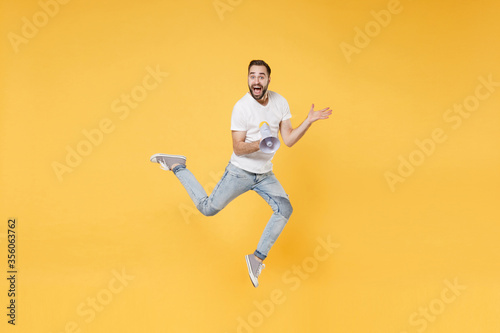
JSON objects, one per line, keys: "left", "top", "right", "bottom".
{"left": 230, "top": 91, "right": 292, "bottom": 174}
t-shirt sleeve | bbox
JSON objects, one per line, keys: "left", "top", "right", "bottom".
{"left": 231, "top": 103, "right": 247, "bottom": 131}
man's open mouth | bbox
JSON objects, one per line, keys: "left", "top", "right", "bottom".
{"left": 253, "top": 86, "right": 263, "bottom": 95}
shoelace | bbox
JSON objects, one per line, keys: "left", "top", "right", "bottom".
{"left": 159, "top": 160, "right": 169, "bottom": 171}
{"left": 256, "top": 263, "right": 265, "bottom": 277}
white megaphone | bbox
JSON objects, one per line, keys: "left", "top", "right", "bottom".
{"left": 259, "top": 121, "right": 280, "bottom": 153}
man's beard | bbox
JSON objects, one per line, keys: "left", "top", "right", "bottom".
{"left": 249, "top": 84, "right": 269, "bottom": 101}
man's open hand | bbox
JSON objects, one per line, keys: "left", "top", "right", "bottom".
{"left": 307, "top": 104, "right": 333, "bottom": 124}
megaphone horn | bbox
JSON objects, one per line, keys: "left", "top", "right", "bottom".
{"left": 259, "top": 122, "right": 280, "bottom": 153}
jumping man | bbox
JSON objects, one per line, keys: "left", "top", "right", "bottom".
{"left": 150, "top": 60, "right": 332, "bottom": 287}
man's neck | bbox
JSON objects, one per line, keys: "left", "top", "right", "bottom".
{"left": 256, "top": 92, "right": 269, "bottom": 106}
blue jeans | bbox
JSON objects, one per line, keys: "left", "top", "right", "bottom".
{"left": 173, "top": 162, "right": 293, "bottom": 260}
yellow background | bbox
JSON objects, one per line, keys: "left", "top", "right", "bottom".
{"left": 1, "top": 0, "right": 500, "bottom": 332}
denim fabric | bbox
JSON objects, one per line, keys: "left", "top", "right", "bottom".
{"left": 173, "top": 162, "right": 292, "bottom": 260}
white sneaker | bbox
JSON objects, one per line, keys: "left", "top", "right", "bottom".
{"left": 150, "top": 153, "right": 186, "bottom": 171}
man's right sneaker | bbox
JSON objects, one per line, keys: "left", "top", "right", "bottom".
{"left": 245, "top": 254, "right": 265, "bottom": 288}
{"left": 150, "top": 153, "right": 186, "bottom": 171}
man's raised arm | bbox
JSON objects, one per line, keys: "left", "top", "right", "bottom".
{"left": 280, "top": 104, "right": 332, "bottom": 147}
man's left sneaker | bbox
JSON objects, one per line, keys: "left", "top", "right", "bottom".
{"left": 245, "top": 254, "right": 265, "bottom": 288}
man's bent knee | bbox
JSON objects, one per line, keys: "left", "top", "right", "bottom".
{"left": 197, "top": 204, "right": 221, "bottom": 217}
{"left": 202, "top": 210, "right": 220, "bottom": 217}
{"left": 277, "top": 197, "right": 293, "bottom": 219}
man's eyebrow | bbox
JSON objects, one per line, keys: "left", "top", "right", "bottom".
{"left": 249, "top": 72, "right": 267, "bottom": 75}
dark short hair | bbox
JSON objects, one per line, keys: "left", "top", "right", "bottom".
{"left": 248, "top": 60, "right": 271, "bottom": 76}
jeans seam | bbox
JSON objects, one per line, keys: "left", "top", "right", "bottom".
{"left": 255, "top": 189, "right": 286, "bottom": 217}
{"left": 209, "top": 170, "right": 229, "bottom": 205}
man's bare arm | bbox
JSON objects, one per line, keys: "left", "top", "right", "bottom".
{"left": 232, "top": 130, "right": 260, "bottom": 156}
{"left": 280, "top": 104, "right": 332, "bottom": 147}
